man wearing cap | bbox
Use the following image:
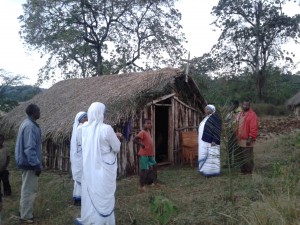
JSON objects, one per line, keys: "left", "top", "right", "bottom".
{"left": 236, "top": 99, "right": 258, "bottom": 175}
{"left": 70, "top": 112, "right": 88, "bottom": 206}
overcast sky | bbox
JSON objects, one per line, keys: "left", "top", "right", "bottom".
{"left": 0, "top": 0, "right": 299, "bottom": 88}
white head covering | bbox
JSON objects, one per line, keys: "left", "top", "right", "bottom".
{"left": 87, "top": 102, "right": 105, "bottom": 125}
{"left": 71, "top": 112, "right": 87, "bottom": 155}
{"left": 81, "top": 102, "right": 119, "bottom": 217}
{"left": 70, "top": 111, "right": 86, "bottom": 180}
{"left": 206, "top": 104, "right": 216, "bottom": 113}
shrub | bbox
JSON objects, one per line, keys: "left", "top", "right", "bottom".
{"left": 252, "top": 103, "right": 289, "bottom": 116}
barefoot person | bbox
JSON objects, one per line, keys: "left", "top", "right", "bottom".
{"left": 134, "top": 119, "right": 158, "bottom": 192}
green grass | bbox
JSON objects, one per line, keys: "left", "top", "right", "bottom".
{"left": 2, "top": 132, "right": 300, "bottom": 225}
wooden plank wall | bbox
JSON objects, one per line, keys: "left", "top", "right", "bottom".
{"left": 43, "top": 137, "right": 70, "bottom": 171}
{"left": 173, "top": 97, "right": 201, "bottom": 164}
{"left": 42, "top": 95, "right": 202, "bottom": 177}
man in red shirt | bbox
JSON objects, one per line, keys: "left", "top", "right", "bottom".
{"left": 134, "top": 119, "right": 157, "bottom": 192}
{"left": 236, "top": 100, "right": 258, "bottom": 174}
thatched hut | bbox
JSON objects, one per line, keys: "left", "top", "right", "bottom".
{"left": 0, "top": 68, "right": 206, "bottom": 177}
{"left": 287, "top": 91, "right": 300, "bottom": 117}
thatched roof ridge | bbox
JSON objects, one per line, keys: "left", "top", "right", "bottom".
{"left": 286, "top": 91, "right": 300, "bottom": 107}
{"left": 1, "top": 68, "right": 205, "bottom": 141}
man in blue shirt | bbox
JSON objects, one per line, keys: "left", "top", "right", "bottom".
{"left": 15, "top": 104, "right": 42, "bottom": 224}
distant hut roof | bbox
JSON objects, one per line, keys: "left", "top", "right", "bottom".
{"left": 0, "top": 68, "right": 205, "bottom": 141}
{"left": 286, "top": 91, "right": 300, "bottom": 107}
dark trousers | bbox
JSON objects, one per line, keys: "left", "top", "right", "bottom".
{"left": 239, "top": 147, "right": 254, "bottom": 174}
{"left": 140, "top": 165, "right": 157, "bottom": 187}
{"left": 0, "top": 170, "right": 11, "bottom": 196}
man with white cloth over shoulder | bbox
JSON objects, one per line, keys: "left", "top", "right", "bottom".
{"left": 75, "top": 102, "right": 121, "bottom": 225}
{"left": 198, "top": 104, "right": 222, "bottom": 177}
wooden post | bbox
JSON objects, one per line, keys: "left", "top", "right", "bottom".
{"left": 185, "top": 52, "right": 190, "bottom": 82}
{"left": 181, "top": 52, "right": 192, "bottom": 83}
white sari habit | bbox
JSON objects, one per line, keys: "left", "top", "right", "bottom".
{"left": 70, "top": 112, "right": 86, "bottom": 201}
{"left": 75, "top": 102, "right": 121, "bottom": 225}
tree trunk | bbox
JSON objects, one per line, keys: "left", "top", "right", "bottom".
{"left": 256, "top": 70, "right": 265, "bottom": 103}
{"left": 96, "top": 47, "right": 103, "bottom": 76}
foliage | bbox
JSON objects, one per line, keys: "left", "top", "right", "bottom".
{"left": 251, "top": 103, "right": 289, "bottom": 116}
{"left": 263, "top": 67, "right": 300, "bottom": 105}
{"left": 149, "top": 194, "right": 178, "bottom": 225}
{"left": 295, "top": 133, "right": 300, "bottom": 148}
{"left": 0, "top": 69, "right": 29, "bottom": 112}
{"left": 1, "top": 85, "right": 43, "bottom": 102}
{"left": 211, "top": 0, "right": 300, "bottom": 101}
{"left": 0, "top": 99, "right": 19, "bottom": 113}
{"left": 19, "top": 0, "right": 186, "bottom": 84}
{"left": 191, "top": 61, "right": 300, "bottom": 107}
{"left": 0, "top": 69, "right": 27, "bottom": 95}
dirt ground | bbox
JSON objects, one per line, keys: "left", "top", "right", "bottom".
{"left": 258, "top": 116, "right": 300, "bottom": 139}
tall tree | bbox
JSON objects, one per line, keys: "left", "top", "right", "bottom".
{"left": 0, "top": 69, "right": 27, "bottom": 112}
{"left": 211, "top": 0, "right": 300, "bottom": 101}
{"left": 19, "top": 0, "right": 186, "bottom": 83}
{"left": 0, "top": 69, "right": 27, "bottom": 96}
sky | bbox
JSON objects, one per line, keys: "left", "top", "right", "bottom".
{"left": 0, "top": 0, "right": 299, "bottom": 88}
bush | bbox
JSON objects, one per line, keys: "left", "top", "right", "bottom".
{"left": 252, "top": 103, "right": 289, "bottom": 116}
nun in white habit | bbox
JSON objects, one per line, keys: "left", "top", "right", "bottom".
{"left": 70, "top": 111, "right": 87, "bottom": 206}
{"left": 198, "top": 104, "right": 222, "bottom": 177}
{"left": 75, "top": 102, "right": 121, "bottom": 225}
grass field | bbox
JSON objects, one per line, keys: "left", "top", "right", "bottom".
{"left": 2, "top": 132, "right": 300, "bottom": 225}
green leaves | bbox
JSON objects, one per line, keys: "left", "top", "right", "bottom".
{"left": 211, "top": 0, "right": 300, "bottom": 101}
{"left": 19, "top": 0, "right": 186, "bottom": 82}
{"left": 149, "top": 195, "right": 178, "bottom": 225}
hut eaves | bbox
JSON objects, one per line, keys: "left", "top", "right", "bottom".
{"left": 0, "top": 68, "right": 204, "bottom": 141}
{"left": 286, "top": 91, "right": 300, "bottom": 107}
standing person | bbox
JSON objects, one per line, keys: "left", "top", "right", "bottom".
{"left": 75, "top": 102, "right": 121, "bottom": 225}
{"left": 198, "top": 105, "right": 222, "bottom": 177}
{"left": 70, "top": 112, "right": 88, "bottom": 206}
{"left": 134, "top": 119, "right": 158, "bottom": 192}
{"left": 0, "top": 192, "right": 2, "bottom": 225}
{"left": 0, "top": 134, "right": 12, "bottom": 196}
{"left": 225, "top": 100, "right": 242, "bottom": 168}
{"left": 15, "top": 104, "right": 42, "bottom": 224}
{"left": 236, "top": 100, "right": 258, "bottom": 175}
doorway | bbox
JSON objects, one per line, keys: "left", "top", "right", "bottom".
{"left": 155, "top": 106, "right": 169, "bottom": 163}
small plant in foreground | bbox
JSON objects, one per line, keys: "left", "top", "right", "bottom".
{"left": 149, "top": 194, "right": 178, "bottom": 225}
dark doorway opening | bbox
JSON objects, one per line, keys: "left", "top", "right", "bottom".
{"left": 155, "top": 106, "right": 169, "bottom": 163}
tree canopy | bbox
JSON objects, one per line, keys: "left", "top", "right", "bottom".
{"left": 19, "top": 0, "right": 186, "bottom": 84}
{"left": 0, "top": 69, "right": 28, "bottom": 112}
{"left": 211, "top": 0, "right": 300, "bottom": 101}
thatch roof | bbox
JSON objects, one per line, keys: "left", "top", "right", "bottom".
{"left": 0, "top": 68, "right": 205, "bottom": 141}
{"left": 286, "top": 91, "right": 300, "bottom": 107}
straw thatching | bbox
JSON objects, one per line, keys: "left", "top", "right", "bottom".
{"left": 1, "top": 68, "right": 206, "bottom": 174}
{"left": 0, "top": 68, "right": 204, "bottom": 141}
{"left": 286, "top": 91, "right": 300, "bottom": 117}
{"left": 286, "top": 91, "right": 300, "bottom": 108}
